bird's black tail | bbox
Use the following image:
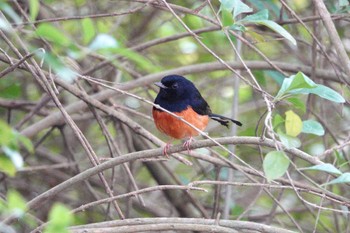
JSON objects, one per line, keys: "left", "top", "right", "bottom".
{"left": 209, "top": 113, "right": 242, "bottom": 128}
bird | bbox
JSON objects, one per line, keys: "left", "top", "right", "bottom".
{"left": 152, "top": 74, "right": 242, "bottom": 156}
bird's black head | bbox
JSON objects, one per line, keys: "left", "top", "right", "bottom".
{"left": 154, "top": 75, "right": 200, "bottom": 112}
{"left": 155, "top": 75, "right": 196, "bottom": 99}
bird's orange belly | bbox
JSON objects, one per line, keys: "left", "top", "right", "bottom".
{"left": 152, "top": 107, "right": 209, "bottom": 139}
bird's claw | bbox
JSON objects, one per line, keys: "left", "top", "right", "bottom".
{"left": 183, "top": 137, "right": 194, "bottom": 154}
{"left": 163, "top": 143, "right": 171, "bottom": 158}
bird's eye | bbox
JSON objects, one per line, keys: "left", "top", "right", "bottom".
{"left": 172, "top": 83, "right": 178, "bottom": 89}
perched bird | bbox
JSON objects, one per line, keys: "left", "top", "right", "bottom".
{"left": 153, "top": 75, "right": 242, "bottom": 155}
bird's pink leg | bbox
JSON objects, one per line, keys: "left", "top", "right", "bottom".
{"left": 183, "top": 136, "right": 194, "bottom": 154}
{"left": 163, "top": 141, "right": 172, "bottom": 158}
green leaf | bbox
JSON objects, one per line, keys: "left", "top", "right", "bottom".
{"left": 275, "top": 72, "right": 316, "bottom": 99}
{"left": 17, "top": 134, "right": 34, "bottom": 153}
{"left": 0, "top": 120, "right": 15, "bottom": 147}
{"left": 239, "top": 10, "right": 296, "bottom": 45}
{"left": 285, "top": 110, "right": 302, "bottom": 137}
{"left": 0, "top": 155, "right": 16, "bottom": 176}
{"left": 263, "top": 151, "right": 290, "bottom": 182}
{"left": 272, "top": 113, "right": 284, "bottom": 129}
{"left": 273, "top": 21, "right": 297, "bottom": 45}
{"left": 256, "top": 20, "right": 296, "bottom": 45}
{"left": 7, "top": 190, "right": 27, "bottom": 217}
{"left": 276, "top": 76, "right": 293, "bottom": 99}
{"left": 3, "top": 146, "right": 23, "bottom": 169}
{"left": 184, "top": 14, "right": 203, "bottom": 30}
{"left": 275, "top": 72, "right": 345, "bottom": 103}
{"left": 29, "top": 0, "right": 40, "bottom": 21}
{"left": 36, "top": 23, "right": 71, "bottom": 46}
{"left": 287, "top": 72, "right": 316, "bottom": 92}
{"left": 308, "top": 85, "right": 345, "bottom": 103}
{"left": 287, "top": 97, "right": 306, "bottom": 113}
{"left": 302, "top": 120, "right": 325, "bottom": 136}
{"left": 277, "top": 129, "right": 301, "bottom": 149}
{"left": 232, "top": 0, "right": 253, "bottom": 18}
{"left": 324, "top": 173, "right": 350, "bottom": 185}
{"left": 82, "top": 18, "right": 95, "bottom": 45}
{"left": 220, "top": 0, "right": 253, "bottom": 18}
{"left": 229, "top": 23, "right": 246, "bottom": 32}
{"left": 44, "top": 204, "right": 72, "bottom": 233}
{"left": 241, "top": 9, "right": 268, "bottom": 21}
{"left": 221, "top": 9, "right": 234, "bottom": 26}
{"left": 300, "top": 163, "right": 342, "bottom": 175}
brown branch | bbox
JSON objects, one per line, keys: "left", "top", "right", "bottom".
{"left": 312, "top": 0, "right": 350, "bottom": 77}
{"left": 72, "top": 185, "right": 206, "bottom": 214}
{"left": 89, "top": 106, "right": 145, "bottom": 207}
{"left": 71, "top": 223, "right": 237, "bottom": 233}
{"left": 68, "top": 217, "right": 297, "bottom": 233}
{"left": 278, "top": 13, "right": 350, "bottom": 25}
{"left": 3, "top": 136, "right": 349, "bottom": 226}
{"left": 11, "top": 3, "right": 150, "bottom": 25}
{"left": 0, "top": 52, "right": 35, "bottom": 78}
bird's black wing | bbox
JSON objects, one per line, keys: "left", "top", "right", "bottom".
{"left": 190, "top": 89, "right": 242, "bottom": 128}
{"left": 190, "top": 90, "right": 212, "bottom": 115}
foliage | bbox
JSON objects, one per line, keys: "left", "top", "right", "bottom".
{"left": 263, "top": 72, "right": 344, "bottom": 181}
{"left": 44, "top": 204, "right": 73, "bottom": 233}
{"left": 0, "top": 120, "right": 33, "bottom": 176}
{"left": 263, "top": 151, "right": 290, "bottom": 182}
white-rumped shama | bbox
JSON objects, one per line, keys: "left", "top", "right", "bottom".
{"left": 153, "top": 75, "right": 242, "bottom": 155}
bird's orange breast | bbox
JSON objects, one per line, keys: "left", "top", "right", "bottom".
{"left": 152, "top": 107, "right": 209, "bottom": 139}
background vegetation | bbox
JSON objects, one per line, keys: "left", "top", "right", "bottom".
{"left": 0, "top": 0, "right": 349, "bottom": 232}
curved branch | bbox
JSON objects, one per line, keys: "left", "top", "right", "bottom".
{"left": 71, "top": 223, "right": 237, "bottom": 233}
{"left": 69, "top": 217, "right": 297, "bottom": 233}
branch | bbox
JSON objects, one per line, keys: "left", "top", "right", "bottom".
{"left": 11, "top": 3, "right": 149, "bottom": 25}
{"left": 313, "top": 0, "right": 350, "bottom": 76}
{"left": 69, "top": 217, "right": 297, "bottom": 233}
{"left": 71, "top": 223, "right": 238, "bottom": 233}
{"left": 4, "top": 136, "right": 348, "bottom": 225}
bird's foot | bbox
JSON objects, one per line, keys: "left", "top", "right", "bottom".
{"left": 163, "top": 142, "right": 172, "bottom": 158}
{"left": 183, "top": 137, "right": 194, "bottom": 154}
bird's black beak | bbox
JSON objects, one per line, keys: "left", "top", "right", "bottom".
{"left": 154, "top": 82, "right": 167, "bottom": 89}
